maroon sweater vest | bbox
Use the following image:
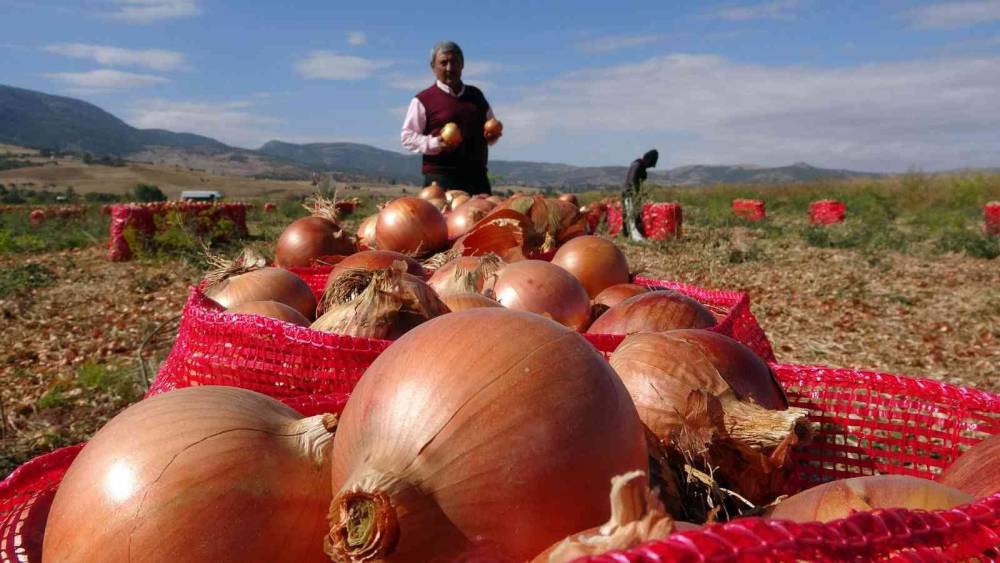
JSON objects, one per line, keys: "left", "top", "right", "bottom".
{"left": 416, "top": 84, "right": 490, "bottom": 176}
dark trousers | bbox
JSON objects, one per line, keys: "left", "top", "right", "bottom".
{"left": 423, "top": 169, "right": 492, "bottom": 195}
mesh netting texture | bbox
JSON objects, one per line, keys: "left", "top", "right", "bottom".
{"left": 732, "top": 199, "right": 767, "bottom": 221}
{"left": 809, "top": 200, "right": 847, "bottom": 225}
{"left": 640, "top": 203, "right": 682, "bottom": 240}
{"left": 107, "top": 202, "right": 249, "bottom": 261}
{"left": 986, "top": 202, "right": 1000, "bottom": 237}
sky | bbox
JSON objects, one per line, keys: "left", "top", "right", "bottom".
{"left": 3, "top": 0, "right": 1000, "bottom": 172}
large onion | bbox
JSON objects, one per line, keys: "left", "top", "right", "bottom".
{"left": 419, "top": 182, "right": 445, "bottom": 201}
{"left": 552, "top": 235, "right": 630, "bottom": 298}
{"left": 441, "top": 292, "right": 503, "bottom": 311}
{"left": 275, "top": 216, "right": 356, "bottom": 268}
{"left": 205, "top": 267, "right": 316, "bottom": 320}
{"left": 940, "top": 434, "right": 1000, "bottom": 498}
{"left": 376, "top": 197, "right": 448, "bottom": 256}
{"left": 356, "top": 214, "right": 378, "bottom": 249}
{"left": 493, "top": 260, "right": 591, "bottom": 331}
{"left": 427, "top": 254, "right": 503, "bottom": 297}
{"left": 558, "top": 193, "right": 578, "bottom": 205}
{"left": 768, "top": 475, "right": 973, "bottom": 523}
{"left": 594, "top": 283, "right": 650, "bottom": 310}
{"left": 609, "top": 330, "right": 808, "bottom": 520}
{"left": 452, "top": 207, "right": 537, "bottom": 262}
{"left": 43, "top": 386, "right": 338, "bottom": 562}
{"left": 587, "top": 290, "right": 715, "bottom": 335}
{"left": 446, "top": 199, "right": 492, "bottom": 239}
{"left": 326, "top": 308, "right": 647, "bottom": 562}
{"left": 227, "top": 300, "right": 311, "bottom": 327}
{"left": 329, "top": 249, "right": 427, "bottom": 280}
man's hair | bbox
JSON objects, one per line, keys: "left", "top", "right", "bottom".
{"left": 430, "top": 41, "right": 464, "bottom": 67}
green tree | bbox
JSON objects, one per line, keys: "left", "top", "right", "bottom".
{"left": 133, "top": 183, "right": 167, "bottom": 202}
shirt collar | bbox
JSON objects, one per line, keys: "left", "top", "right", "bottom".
{"left": 436, "top": 80, "right": 465, "bottom": 97}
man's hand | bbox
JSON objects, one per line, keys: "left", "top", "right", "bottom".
{"left": 484, "top": 131, "right": 501, "bottom": 146}
{"left": 436, "top": 135, "right": 458, "bottom": 152}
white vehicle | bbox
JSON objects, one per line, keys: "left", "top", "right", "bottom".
{"left": 180, "top": 190, "right": 223, "bottom": 201}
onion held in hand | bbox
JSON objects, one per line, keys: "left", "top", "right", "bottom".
{"left": 493, "top": 260, "right": 591, "bottom": 331}
{"left": 375, "top": 197, "right": 448, "bottom": 256}
{"left": 205, "top": 267, "right": 316, "bottom": 320}
{"left": 551, "top": 235, "right": 630, "bottom": 298}
{"left": 326, "top": 308, "right": 647, "bottom": 562}
{"left": 768, "top": 475, "right": 973, "bottom": 523}
{"left": 484, "top": 118, "right": 503, "bottom": 141}
{"left": 940, "top": 434, "right": 1000, "bottom": 498}
{"left": 227, "top": 300, "right": 311, "bottom": 327}
{"left": 441, "top": 122, "right": 462, "bottom": 146}
{"left": 43, "top": 386, "right": 338, "bottom": 563}
{"left": 275, "top": 216, "right": 356, "bottom": 268}
{"left": 587, "top": 290, "right": 715, "bottom": 335}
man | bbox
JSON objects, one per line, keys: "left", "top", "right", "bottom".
{"left": 623, "top": 149, "right": 658, "bottom": 241}
{"left": 401, "top": 41, "right": 501, "bottom": 195}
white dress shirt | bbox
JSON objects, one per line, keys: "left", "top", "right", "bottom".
{"left": 400, "top": 80, "right": 495, "bottom": 155}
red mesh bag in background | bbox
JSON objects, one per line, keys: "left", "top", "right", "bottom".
{"left": 733, "top": 198, "right": 766, "bottom": 221}
{"left": 640, "top": 202, "right": 682, "bottom": 240}
{"left": 809, "top": 199, "right": 846, "bottom": 225}
{"left": 0, "top": 393, "right": 349, "bottom": 563}
{"left": 583, "top": 202, "right": 608, "bottom": 234}
{"left": 986, "top": 201, "right": 1000, "bottom": 237}
{"left": 106, "top": 202, "right": 250, "bottom": 262}
{"left": 107, "top": 204, "right": 155, "bottom": 261}
{"left": 606, "top": 202, "right": 624, "bottom": 236}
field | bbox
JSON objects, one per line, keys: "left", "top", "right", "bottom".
{"left": 1, "top": 171, "right": 998, "bottom": 478}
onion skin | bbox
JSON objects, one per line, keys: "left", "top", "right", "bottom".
{"left": 43, "top": 386, "right": 338, "bottom": 563}
{"left": 275, "top": 216, "right": 356, "bottom": 268}
{"left": 427, "top": 255, "right": 501, "bottom": 296}
{"left": 356, "top": 214, "right": 378, "bottom": 249}
{"left": 375, "top": 197, "right": 448, "bottom": 256}
{"left": 940, "top": 434, "right": 1000, "bottom": 498}
{"left": 558, "top": 193, "right": 578, "bottom": 205}
{"left": 227, "top": 300, "right": 311, "bottom": 327}
{"left": 205, "top": 267, "right": 316, "bottom": 320}
{"left": 329, "top": 250, "right": 427, "bottom": 280}
{"left": 420, "top": 183, "right": 446, "bottom": 201}
{"left": 552, "top": 235, "right": 630, "bottom": 298}
{"left": 587, "top": 290, "right": 715, "bottom": 335}
{"left": 327, "top": 309, "right": 648, "bottom": 562}
{"left": 493, "top": 260, "right": 592, "bottom": 331}
{"left": 768, "top": 475, "right": 973, "bottom": 523}
{"left": 441, "top": 292, "right": 503, "bottom": 311}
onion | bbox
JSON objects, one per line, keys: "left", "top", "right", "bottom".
{"left": 558, "top": 193, "right": 578, "bottom": 205}
{"left": 375, "top": 197, "right": 448, "bottom": 256}
{"left": 356, "top": 214, "right": 378, "bottom": 249}
{"left": 940, "top": 434, "right": 1000, "bottom": 498}
{"left": 441, "top": 122, "right": 462, "bottom": 146}
{"left": 427, "top": 197, "right": 448, "bottom": 211}
{"left": 552, "top": 235, "right": 630, "bottom": 298}
{"left": 43, "top": 386, "right": 338, "bottom": 562}
{"left": 593, "top": 284, "right": 650, "bottom": 315}
{"left": 441, "top": 292, "right": 503, "bottom": 311}
{"left": 275, "top": 216, "right": 356, "bottom": 268}
{"left": 484, "top": 117, "right": 503, "bottom": 140}
{"left": 493, "top": 260, "right": 591, "bottom": 331}
{"left": 548, "top": 198, "right": 587, "bottom": 243}
{"left": 420, "top": 182, "right": 446, "bottom": 201}
{"left": 609, "top": 330, "right": 808, "bottom": 520}
{"left": 427, "top": 254, "right": 503, "bottom": 298}
{"left": 445, "top": 189, "right": 470, "bottom": 204}
{"left": 587, "top": 290, "right": 715, "bottom": 335}
{"left": 486, "top": 195, "right": 505, "bottom": 205}
{"left": 449, "top": 194, "right": 471, "bottom": 211}
{"left": 329, "top": 250, "right": 427, "bottom": 280}
{"left": 446, "top": 200, "right": 491, "bottom": 239}
{"left": 227, "top": 300, "right": 311, "bottom": 327}
{"left": 205, "top": 267, "right": 317, "bottom": 320}
{"left": 768, "top": 475, "right": 973, "bottom": 523}
{"left": 452, "top": 208, "right": 539, "bottom": 262}
{"left": 325, "top": 308, "right": 647, "bottom": 562}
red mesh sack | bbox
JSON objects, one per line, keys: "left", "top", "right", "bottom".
{"left": 733, "top": 198, "right": 766, "bottom": 221}
{"left": 607, "top": 202, "right": 624, "bottom": 236}
{"left": 106, "top": 202, "right": 250, "bottom": 262}
{"left": 809, "top": 199, "right": 846, "bottom": 225}
{"left": 640, "top": 203, "right": 682, "bottom": 240}
{"left": 986, "top": 201, "right": 1000, "bottom": 237}
{"left": 107, "top": 204, "right": 155, "bottom": 261}
{"left": 583, "top": 202, "right": 608, "bottom": 234}
{"left": 0, "top": 393, "right": 349, "bottom": 563}
{"left": 288, "top": 265, "right": 334, "bottom": 302}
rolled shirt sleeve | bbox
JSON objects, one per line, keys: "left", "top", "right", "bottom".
{"left": 400, "top": 97, "right": 443, "bottom": 155}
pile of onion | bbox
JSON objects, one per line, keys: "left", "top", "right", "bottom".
{"left": 551, "top": 235, "right": 630, "bottom": 298}
{"left": 204, "top": 255, "right": 317, "bottom": 321}
{"left": 376, "top": 197, "right": 448, "bottom": 256}
{"left": 768, "top": 475, "right": 973, "bottom": 523}
{"left": 275, "top": 196, "right": 356, "bottom": 268}
{"left": 493, "top": 260, "right": 592, "bottom": 331}
{"left": 939, "top": 434, "right": 1000, "bottom": 498}
{"left": 609, "top": 329, "right": 810, "bottom": 522}
{"left": 587, "top": 290, "right": 715, "bottom": 335}
{"left": 325, "top": 308, "right": 647, "bottom": 562}
{"left": 43, "top": 386, "right": 338, "bottom": 562}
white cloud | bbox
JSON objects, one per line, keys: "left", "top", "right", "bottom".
{"left": 104, "top": 0, "right": 201, "bottom": 24}
{"left": 126, "top": 99, "right": 282, "bottom": 148}
{"left": 905, "top": 0, "right": 1000, "bottom": 29}
{"left": 703, "top": 0, "right": 801, "bottom": 21}
{"left": 44, "top": 43, "right": 186, "bottom": 71}
{"left": 496, "top": 53, "right": 1000, "bottom": 171}
{"left": 45, "top": 68, "right": 168, "bottom": 93}
{"left": 295, "top": 51, "right": 392, "bottom": 80}
{"left": 346, "top": 31, "right": 367, "bottom": 46}
{"left": 577, "top": 34, "right": 665, "bottom": 54}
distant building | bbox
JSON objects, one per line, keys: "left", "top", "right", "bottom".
{"left": 180, "top": 190, "right": 223, "bottom": 201}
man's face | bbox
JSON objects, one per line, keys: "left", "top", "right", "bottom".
{"left": 432, "top": 51, "right": 463, "bottom": 87}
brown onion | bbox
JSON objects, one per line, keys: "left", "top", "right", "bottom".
{"left": 356, "top": 214, "right": 378, "bottom": 249}
{"left": 446, "top": 189, "right": 470, "bottom": 204}
{"left": 428, "top": 197, "right": 448, "bottom": 211}
{"left": 940, "top": 434, "right": 1000, "bottom": 498}
{"left": 43, "top": 386, "right": 338, "bottom": 562}
{"left": 205, "top": 267, "right": 316, "bottom": 320}
{"left": 558, "top": 193, "right": 578, "bottom": 205}
{"left": 493, "top": 260, "right": 591, "bottom": 331}
{"left": 375, "top": 197, "right": 448, "bottom": 256}
{"left": 447, "top": 200, "right": 490, "bottom": 239}
{"left": 594, "top": 284, "right": 650, "bottom": 310}
{"left": 326, "top": 308, "right": 647, "bottom": 562}
{"left": 552, "top": 235, "right": 630, "bottom": 298}
{"left": 427, "top": 254, "right": 503, "bottom": 298}
{"left": 275, "top": 216, "right": 356, "bottom": 268}
{"left": 441, "top": 292, "right": 503, "bottom": 311}
{"left": 484, "top": 117, "right": 503, "bottom": 139}
{"left": 227, "top": 300, "right": 311, "bottom": 327}
{"left": 587, "top": 290, "right": 715, "bottom": 335}
{"left": 449, "top": 194, "right": 471, "bottom": 211}
{"left": 419, "top": 182, "right": 445, "bottom": 201}
{"left": 441, "top": 122, "right": 462, "bottom": 146}
{"left": 768, "top": 475, "right": 973, "bottom": 523}
{"left": 486, "top": 195, "right": 505, "bottom": 205}
{"left": 329, "top": 250, "right": 427, "bottom": 280}
{"left": 452, "top": 208, "right": 537, "bottom": 262}
{"left": 610, "top": 330, "right": 806, "bottom": 519}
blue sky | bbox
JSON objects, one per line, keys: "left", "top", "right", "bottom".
{"left": 3, "top": 0, "right": 1000, "bottom": 171}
